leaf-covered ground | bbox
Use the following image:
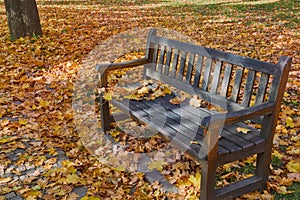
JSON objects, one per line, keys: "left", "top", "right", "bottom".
{"left": 0, "top": 0, "right": 299, "bottom": 199}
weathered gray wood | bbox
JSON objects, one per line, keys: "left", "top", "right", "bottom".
{"left": 201, "top": 102, "right": 274, "bottom": 127}
{"left": 164, "top": 46, "right": 172, "bottom": 76}
{"left": 145, "top": 68, "right": 243, "bottom": 111}
{"left": 171, "top": 49, "right": 179, "bottom": 78}
{"left": 220, "top": 63, "right": 232, "bottom": 97}
{"left": 215, "top": 176, "right": 264, "bottom": 199}
{"left": 177, "top": 51, "right": 187, "bottom": 81}
{"left": 99, "top": 72, "right": 110, "bottom": 132}
{"left": 151, "top": 35, "right": 276, "bottom": 74}
{"left": 186, "top": 53, "right": 195, "bottom": 84}
{"left": 230, "top": 67, "right": 244, "bottom": 102}
{"left": 202, "top": 58, "right": 212, "bottom": 91}
{"left": 96, "top": 57, "right": 148, "bottom": 73}
{"left": 255, "top": 56, "right": 292, "bottom": 189}
{"left": 242, "top": 69, "right": 256, "bottom": 107}
{"left": 193, "top": 56, "right": 203, "bottom": 87}
{"left": 152, "top": 44, "right": 159, "bottom": 70}
{"left": 210, "top": 61, "right": 222, "bottom": 94}
{"left": 255, "top": 73, "right": 269, "bottom": 105}
{"left": 145, "top": 28, "right": 157, "bottom": 61}
{"left": 158, "top": 45, "right": 165, "bottom": 73}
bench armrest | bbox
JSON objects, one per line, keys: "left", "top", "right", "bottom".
{"left": 95, "top": 57, "right": 149, "bottom": 73}
{"left": 201, "top": 102, "right": 275, "bottom": 128}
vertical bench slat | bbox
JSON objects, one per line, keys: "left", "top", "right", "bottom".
{"left": 186, "top": 53, "right": 195, "bottom": 83}
{"left": 210, "top": 61, "right": 222, "bottom": 94}
{"left": 171, "top": 49, "right": 179, "bottom": 78}
{"left": 242, "top": 69, "right": 256, "bottom": 107}
{"left": 193, "top": 55, "right": 203, "bottom": 87}
{"left": 152, "top": 44, "right": 159, "bottom": 70}
{"left": 220, "top": 63, "right": 232, "bottom": 97}
{"left": 255, "top": 73, "right": 269, "bottom": 105}
{"left": 230, "top": 67, "right": 244, "bottom": 102}
{"left": 202, "top": 58, "right": 212, "bottom": 91}
{"left": 158, "top": 45, "right": 165, "bottom": 74}
{"left": 164, "top": 47, "right": 172, "bottom": 76}
{"left": 178, "top": 51, "right": 187, "bottom": 81}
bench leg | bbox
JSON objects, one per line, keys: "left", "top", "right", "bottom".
{"left": 200, "top": 160, "right": 217, "bottom": 200}
{"left": 200, "top": 127, "right": 219, "bottom": 200}
{"left": 100, "top": 98, "right": 111, "bottom": 132}
{"left": 255, "top": 150, "right": 272, "bottom": 191}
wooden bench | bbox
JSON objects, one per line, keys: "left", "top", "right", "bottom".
{"left": 96, "top": 29, "right": 292, "bottom": 200}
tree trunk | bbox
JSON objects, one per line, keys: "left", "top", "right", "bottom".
{"left": 4, "top": 0, "right": 42, "bottom": 41}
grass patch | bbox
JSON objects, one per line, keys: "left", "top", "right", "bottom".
{"left": 274, "top": 182, "right": 300, "bottom": 200}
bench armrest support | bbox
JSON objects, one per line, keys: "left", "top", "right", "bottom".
{"left": 96, "top": 57, "right": 149, "bottom": 73}
{"left": 201, "top": 102, "right": 275, "bottom": 128}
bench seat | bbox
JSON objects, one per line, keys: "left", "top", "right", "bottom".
{"left": 112, "top": 94, "right": 266, "bottom": 165}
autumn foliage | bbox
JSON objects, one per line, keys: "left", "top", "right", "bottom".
{"left": 0, "top": 0, "right": 299, "bottom": 199}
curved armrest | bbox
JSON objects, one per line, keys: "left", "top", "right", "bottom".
{"left": 201, "top": 102, "right": 275, "bottom": 128}
{"left": 96, "top": 57, "right": 149, "bottom": 73}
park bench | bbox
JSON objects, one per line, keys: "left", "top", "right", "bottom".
{"left": 96, "top": 28, "right": 291, "bottom": 199}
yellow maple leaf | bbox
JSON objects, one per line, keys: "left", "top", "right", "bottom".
{"left": 103, "top": 91, "right": 113, "bottom": 101}
{"left": 65, "top": 174, "right": 82, "bottom": 184}
{"left": 39, "top": 100, "right": 50, "bottom": 108}
{"left": 285, "top": 117, "right": 294, "bottom": 128}
{"left": 19, "top": 118, "right": 28, "bottom": 125}
{"left": 137, "top": 86, "right": 149, "bottom": 94}
{"left": 188, "top": 172, "right": 201, "bottom": 190}
{"left": 286, "top": 160, "right": 300, "bottom": 173}
{"left": 236, "top": 127, "right": 251, "bottom": 134}
{"left": 272, "top": 150, "right": 284, "bottom": 159}
{"left": 123, "top": 94, "right": 142, "bottom": 100}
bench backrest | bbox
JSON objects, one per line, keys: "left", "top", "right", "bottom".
{"left": 143, "top": 29, "right": 291, "bottom": 114}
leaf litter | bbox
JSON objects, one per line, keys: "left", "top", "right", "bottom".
{"left": 0, "top": 0, "right": 299, "bottom": 199}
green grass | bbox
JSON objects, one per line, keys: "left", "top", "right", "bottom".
{"left": 164, "top": 0, "right": 299, "bottom": 28}
{"left": 274, "top": 182, "right": 300, "bottom": 200}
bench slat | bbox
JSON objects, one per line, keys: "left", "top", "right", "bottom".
{"left": 158, "top": 45, "right": 165, "bottom": 74}
{"left": 178, "top": 51, "right": 187, "bottom": 81}
{"left": 224, "top": 124, "right": 265, "bottom": 146}
{"left": 210, "top": 61, "right": 222, "bottom": 94}
{"left": 220, "top": 63, "right": 232, "bottom": 98}
{"left": 230, "top": 67, "right": 244, "bottom": 102}
{"left": 170, "top": 49, "right": 179, "bottom": 78}
{"left": 114, "top": 98, "right": 231, "bottom": 155}
{"left": 193, "top": 56, "right": 203, "bottom": 87}
{"left": 255, "top": 73, "right": 269, "bottom": 105}
{"left": 242, "top": 69, "right": 256, "bottom": 107}
{"left": 202, "top": 58, "right": 212, "bottom": 91}
{"left": 152, "top": 43, "right": 159, "bottom": 70}
{"left": 164, "top": 46, "right": 172, "bottom": 76}
{"left": 186, "top": 53, "right": 195, "bottom": 84}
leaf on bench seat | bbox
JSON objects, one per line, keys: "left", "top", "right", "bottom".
{"left": 236, "top": 127, "right": 252, "bottom": 134}
{"left": 189, "top": 95, "right": 202, "bottom": 108}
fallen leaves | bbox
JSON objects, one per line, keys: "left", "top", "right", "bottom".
{"left": 286, "top": 160, "right": 300, "bottom": 173}
{"left": 0, "top": 0, "right": 299, "bottom": 199}
{"left": 236, "top": 127, "right": 251, "bottom": 134}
